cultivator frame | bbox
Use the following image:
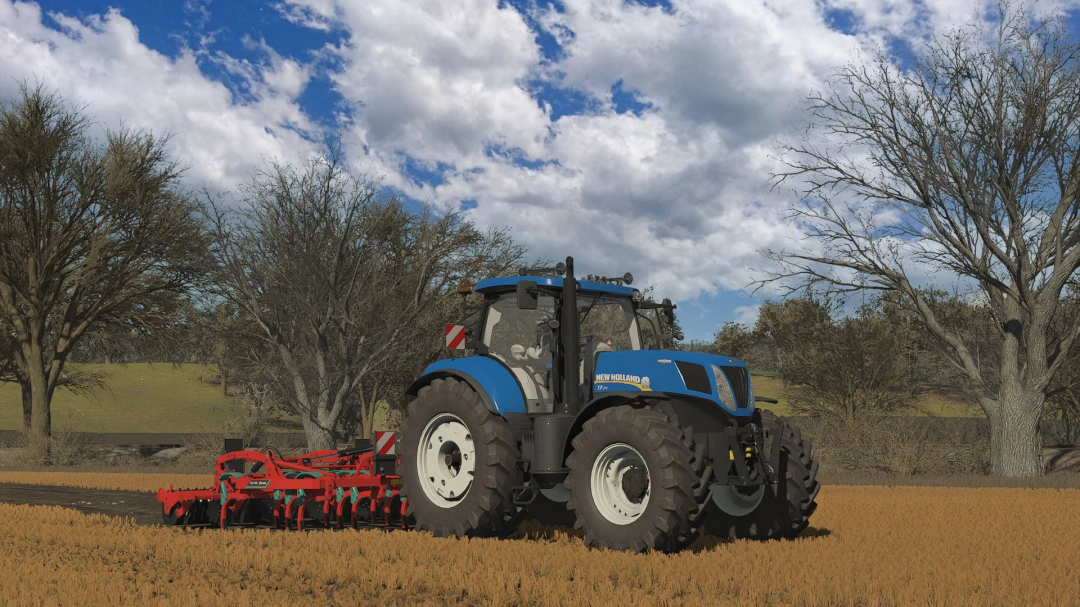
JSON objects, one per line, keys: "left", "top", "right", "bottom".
{"left": 157, "top": 443, "right": 408, "bottom": 531}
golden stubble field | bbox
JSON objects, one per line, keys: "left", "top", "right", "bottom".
{"left": 0, "top": 471, "right": 208, "bottom": 492}
{"left": 1, "top": 476, "right": 1078, "bottom": 606}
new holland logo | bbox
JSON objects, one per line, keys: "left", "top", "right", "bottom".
{"left": 595, "top": 373, "right": 651, "bottom": 391}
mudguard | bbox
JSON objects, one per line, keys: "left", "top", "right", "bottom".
{"left": 408, "top": 356, "right": 527, "bottom": 415}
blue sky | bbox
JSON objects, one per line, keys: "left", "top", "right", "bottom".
{"left": 3, "top": 0, "right": 1077, "bottom": 341}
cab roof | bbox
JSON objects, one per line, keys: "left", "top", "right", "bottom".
{"left": 474, "top": 276, "right": 634, "bottom": 297}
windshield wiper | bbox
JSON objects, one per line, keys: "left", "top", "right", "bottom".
{"left": 578, "top": 294, "right": 603, "bottom": 328}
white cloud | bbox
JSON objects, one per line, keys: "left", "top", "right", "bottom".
{"left": 285, "top": 0, "right": 549, "bottom": 169}
{"left": 278, "top": 0, "right": 865, "bottom": 302}
{"left": 823, "top": 0, "right": 1080, "bottom": 47}
{"left": 0, "top": 1, "right": 318, "bottom": 191}
{"left": 732, "top": 304, "right": 761, "bottom": 327}
{"left": 2, "top": 0, "right": 1068, "bottom": 337}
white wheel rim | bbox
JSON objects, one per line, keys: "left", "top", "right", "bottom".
{"left": 416, "top": 413, "right": 475, "bottom": 508}
{"left": 710, "top": 485, "right": 765, "bottom": 517}
{"left": 590, "top": 443, "right": 650, "bottom": 525}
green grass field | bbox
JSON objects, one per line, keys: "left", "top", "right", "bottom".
{"left": 750, "top": 373, "right": 983, "bottom": 418}
{"left": 0, "top": 363, "right": 401, "bottom": 435}
{"left": 0, "top": 364, "right": 244, "bottom": 433}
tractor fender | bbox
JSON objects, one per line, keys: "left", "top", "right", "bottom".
{"left": 407, "top": 356, "right": 528, "bottom": 416}
{"left": 561, "top": 391, "right": 740, "bottom": 462}
{"left": 561, "top": 391, "right": 670, "bottom": 460}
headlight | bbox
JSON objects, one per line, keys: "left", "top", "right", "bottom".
{"left": 711, "top": 365, "right": 737, "bottom": 409}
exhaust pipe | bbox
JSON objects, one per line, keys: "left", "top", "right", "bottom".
{"left": 558, "top": 256, "right": 580, "bottom": 416}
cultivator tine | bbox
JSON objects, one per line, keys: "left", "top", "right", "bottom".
{"left": 384, "top": 489, "right": 398, "bottom": 526}
{"left": 335, "top": 498, "right": 347, "bottom": 528}
{"left": 182, "top": 504, "right": 192, "bottom": 529}
{"left": 399, "top": 497, "right": 408, "bottom": 530}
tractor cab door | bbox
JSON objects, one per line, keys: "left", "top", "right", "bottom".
{"left": 481, "top": 292, "right": 556, "bottom": 413}
{"left": 578, "top": 295, "right": 642, "bottom": 396}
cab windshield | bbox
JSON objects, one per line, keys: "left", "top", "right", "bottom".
{"left": 578, "top": 293, "right": 641, "bottom": 351}
{"left": 635, "top": 307, "right": 669, "bottom": 350}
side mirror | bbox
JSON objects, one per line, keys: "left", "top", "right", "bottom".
{"left": 516, "top": 280, "right": 538, "bottom": 310}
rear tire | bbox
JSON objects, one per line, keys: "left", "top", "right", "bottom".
{"left": 702, "top": 410, "right": 819, "bottom": 539}
{"left": 566, "top": 405, "right": 703, "bottom": 552}
{"left": 399, "top": 378, "right": 520, "bottom": 538}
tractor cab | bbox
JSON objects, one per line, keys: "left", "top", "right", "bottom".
{"left": 471, "top": 273, "right": 670, "bottom": 414}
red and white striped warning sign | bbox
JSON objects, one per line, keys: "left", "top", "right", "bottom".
{"left": 445, "top": 324, "right": 466, "bottom": 349}
{"left": 375, "top": 430, "right": 396, "bottom": 455}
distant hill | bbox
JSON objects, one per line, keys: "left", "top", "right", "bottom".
{"left": 0, "top": 364, "right": 243, "bottom": 433}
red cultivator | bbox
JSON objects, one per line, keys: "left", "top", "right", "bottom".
{"left": 157, "top": 440, "right": 408, "bottom": 531}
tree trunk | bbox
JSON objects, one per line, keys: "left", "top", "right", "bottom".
{"left": 20, "top": 380, "right": 31, "bottom": 431}
{"left": 360, "top": 406, "right": 374, "bottom": 440}
{"left": 300, "top": 414, "right": 336, "bottom": 451}
{"left": 985, "top": 389, "right": 1044, "bottom": 477}
{"left": 26, "top": 356, "right": 52, "bottom": 441}
{"left": 220, "top": 367, "right": 228, "bottom": 396}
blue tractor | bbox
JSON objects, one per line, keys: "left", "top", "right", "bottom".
{"left": 399, "top": 257, "right": 819, "bottom": 552}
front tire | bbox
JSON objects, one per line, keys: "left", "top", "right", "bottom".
{"left": 566, "top": 405, "right": 703, "bottom": 552}
{"left": 399, "top": 378, "right": 520, "bottom": 538}
{"left": 702, "top": 410, "right": 820, "bottom": 539}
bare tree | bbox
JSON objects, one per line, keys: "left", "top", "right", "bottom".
{"left": 754, "top": 296, "right": 835, "bottom": 388}
{"left": 709, "top": 322, "right": 757, "bottom": 362}
{"left": 766, "top": 5, "right": 1080, "bottom": 475}
{"left": 0, "top": 84, "right": 208, "bottom": 443}
{"left": 346, "top": 237, "right": 528, "bottom": 440}
{"left": 210, "top": 149, "right": 500, "bottom": 449}
{"left": 785, "top": 307, "right": 919, "bottom": 421}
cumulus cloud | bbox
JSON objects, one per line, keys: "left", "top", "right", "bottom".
{"left": 732, "top": 304, "right": 762, "bottom": 327}
{"left": 278, "top": 0, "right": 868, "bottom": 303}
{"left": 3, "top": 0, "right": 1070, "bottom": 337}
{"left": 0, "top": 0, "right": 318, "bottom": 191}
{"left": 282, "top": 0, "right": 549, "bottom": 178}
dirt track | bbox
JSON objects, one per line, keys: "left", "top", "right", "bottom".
{"left": 0, "top": 483, "right": 162, "bottom": 525}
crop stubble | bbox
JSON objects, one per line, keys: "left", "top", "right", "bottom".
{"left": 0, "top": 479, "right": 1077, "bottom": 606}
{"left": 0, "top": 471, "right": 208, "bottom": 493}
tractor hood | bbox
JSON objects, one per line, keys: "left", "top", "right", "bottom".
{"left": 592, "top": 350, "right": 755, "bottom": 417}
